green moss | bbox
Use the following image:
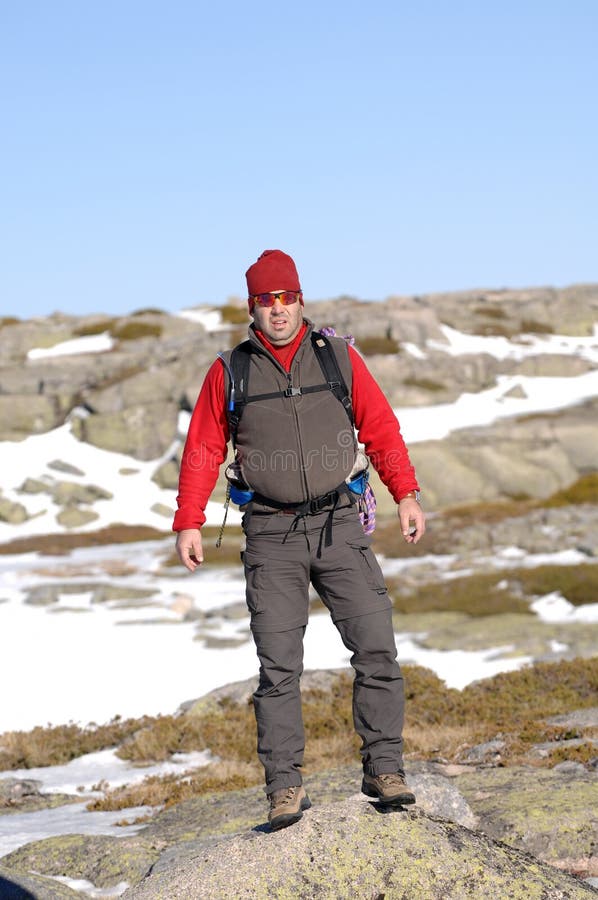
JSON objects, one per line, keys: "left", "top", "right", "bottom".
{"left": 357, "top": 335, "right": 400, "bottom": 355}
{"left": 456, "top": 767, "right": 598, "bottom": 864}
{"left": 0, "top": 834, "right": 159, "bottom": 889}
{"left": 403, "top": 376, "right": 446, "bottom": 392}
{"left": 388, "top": 563, "right": 598, "bottom": 618}
{"left": 130, "top": 307, "right": 166, "bottom": 316}
{"left": 543, "top": 472, "right": 598, "bottom": 506}
{"left": 0, "top": 523, "right": 172, "bottom": 557}
{"left": 475, "top": 323, "right": 517, "bottom": 337}
{"left": 72, "top": 319, "right": 116, "bottom": 336}
{"left": 473, "top": 306, "right": 507, "bottom": 319}
{"left": 111, "top": 321, "right": 163, "bottom": 340}
{"left": 513, "top": 563, "right": 598, "bottom": 606}
{"left": 220, "top": 304, "right": 249, "bottom": 324}
{"left": 388, "top": 571, "right": 532, "bottom": 617}
{"left": 520, "top": 318, "right": 554, "bottom": 334}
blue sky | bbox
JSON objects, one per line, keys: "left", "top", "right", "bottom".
{"left": 1, "top": 1, "right": 596, "bottom": 318}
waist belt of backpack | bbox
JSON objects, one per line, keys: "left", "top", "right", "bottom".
{"left": 252, "top": 482, "right": 355, "bottom": 516}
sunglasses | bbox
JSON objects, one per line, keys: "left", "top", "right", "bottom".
{"left": 249, "top": 290, "right": 303, "bottom": 308}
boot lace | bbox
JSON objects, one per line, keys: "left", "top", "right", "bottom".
{"left": 377, "top": 773, "right": 405, "bottom": 786}
{"left": 270, "top": 786, "right": 298, "bottom": 808}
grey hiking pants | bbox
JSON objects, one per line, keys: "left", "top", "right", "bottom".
{"left": 242, "top": 503, "right": 405, "bottom": 794}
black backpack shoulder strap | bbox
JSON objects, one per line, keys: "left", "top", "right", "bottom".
{"left": 310, "top": 332, "right": 354, "bottom": 427}
{"left": 224, "top": 340, "right": 252, "bottom": 448}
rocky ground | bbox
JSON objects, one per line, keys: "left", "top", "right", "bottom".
{"left": 1, "top": 696, "right": 597, "bottom": 897}
{"left": 1, "top": 290, "right": 597, "bottom": 896}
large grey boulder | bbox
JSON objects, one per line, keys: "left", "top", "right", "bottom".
{"left": 82, "top": 366, "right": 181, "bottom": 415}
{"left": 423, "top": 283, "right": 598, "bottom": 336}
{"left": 1, "top": 835, "right": 159, "bottom": 893}
{"left": 307, "top": 294, "right": 447, "bottom": 345}
{"left": 0, "top": 867, "right": 82, "bottom": 898}
{"left": 411, "top": 398, "right": 598, "bottom": 508}
{"left": 456, "top": 765, "right": 598, "bottom": 877}
{"left": 0, "top": 395, "right": 61, "bottom": 440}
{"left": 0, "top": 318, "right": 74, "bottom": 363}
{"left": 71, "top": 402, "right": 179, "bottom": 459}
{"left": 123, "top": 797, "right": 595, "bottom": 899}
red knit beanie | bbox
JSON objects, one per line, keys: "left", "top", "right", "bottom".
{"left": 245, "top": 250, "right": 302, "bottom": 302}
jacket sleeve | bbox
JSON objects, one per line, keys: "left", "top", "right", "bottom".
{"left": 348, "top": 345, "right": 420, "bottom": 503}
{"left": 172, "top": 359, "right": 230, "bottom": 531}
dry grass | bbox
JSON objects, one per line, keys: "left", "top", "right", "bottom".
{"left": 432, "top": 473, "right": 598, "bottom": 528}
{"left": 403, "top": 377, "right": 446, "bottom": 392}
{"left": 0, "top": 316, "right": 20, "bottom": 327}
{"left": 404, "top": 724, "right": 477, "bottom": 759}
{"left": 117, "top": 697, "right": 256, "bottom": 765}
{"left": 440, "top": 498, "right": 538, "bottom": 524}
{"left": 0, "top": 717, "right": 161, "bottom": 769}
{"left": 111, "top": 321, "right": 163, "bottom": 340}
{"left": 32, "top": 560, "right": 137, "bottom": 578}
{"left": 160, "top": 526, "right": 243, "bottom": 569}
{"left": 543, "top": 472, "right": 598, "bottom": 507}
{"left": 474, "top": 323, "right": 518, "bottom": 338}
{"left": 220, "top": 304, "right": 249, "bottom": 325}
{"left": 73, "top": 319, "right": 117, "bottom": 337}
{"left": 520, "top": 318, "right": 554, "bottom": 334}
{"left": 3, "top": 659, "right": 596, "bottom": 818}
{"left": 472, "top": 307, "right": 507, "bottom": 320}
{"left": 386, "top": 562, "right": 598, "bottom": 617}
{"left": 357, "top": 335, "right": 400, "bottom": 355}
{"left": 0, "top": 524, "right": 172, "bottom": 557}
{"left": 87, "top": 760, "right": 261, "bottom": 812}
{"left": 514, "top": 563, "right": 598, "bottom": 606}
{"left": 387, "top": 571, "right": 532, "bottom": 617}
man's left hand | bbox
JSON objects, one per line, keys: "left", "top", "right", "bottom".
{"left": 398, "top": 498, "right": 426, "bottom": 544}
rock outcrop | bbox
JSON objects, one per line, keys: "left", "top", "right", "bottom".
{"left": 121, "top": 796, "right": 595, "bottom": 899}
{"left": 410, "top": 397, "right": 598, "bottom": 508}
{"left": 2, "top": 772, "right": 595, "bottom": 898}
{"left": 0, "top": 289, "right": 596, "bottom": 514}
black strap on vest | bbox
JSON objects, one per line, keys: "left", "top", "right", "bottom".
{"left": 225, "top": 332, "right": 354, "bottom": 448}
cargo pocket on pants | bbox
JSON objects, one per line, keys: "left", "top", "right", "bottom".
{"left": 241, "top": 549, "right": 264, "bottom": 614}
{"left": 346, "top": 540, "right": 387, "bottom": 594}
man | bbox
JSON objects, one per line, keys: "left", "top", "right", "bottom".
{"left": 174, "top": 249, "right": 425, "bottom": 831}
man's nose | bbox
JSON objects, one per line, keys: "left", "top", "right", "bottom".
{"left": 271, "top": 298, "right": 285, "bottom": 313}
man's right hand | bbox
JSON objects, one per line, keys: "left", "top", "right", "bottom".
{"left": 175, "top": 529, "right": 204, "bottom": 572}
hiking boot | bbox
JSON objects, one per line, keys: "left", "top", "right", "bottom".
{"left": 361, "top": 772, "right": 416, "bottom": 806}
{"left": 267, "top": 785, "right": 311, "bottom": 831}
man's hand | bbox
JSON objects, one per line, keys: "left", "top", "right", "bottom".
{"left": 176, "top": 528, "right": 204, "bottom": 571}
{"left": 398, "top": 498, "right": 426, "bottom": 544}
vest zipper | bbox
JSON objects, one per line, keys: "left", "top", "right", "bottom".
{"left": 286, "top": 370, "right": 310, "bottom": 497}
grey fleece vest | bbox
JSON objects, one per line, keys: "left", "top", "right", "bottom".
{"left": 221, "top": 320, "right": 357, "bottom": 504}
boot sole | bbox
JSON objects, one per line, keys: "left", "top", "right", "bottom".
{"left": 361, "top": 778, "right": 416, "bottom": 807}
{"left": 269, "top": 794, "right": 312, "bottom": 831}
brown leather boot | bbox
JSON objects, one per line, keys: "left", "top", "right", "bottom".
{"left": 361, "top": 772, "right": 416, "bottom": 806}
{"left": 267, "top": 785, "right": 311, "bottom": 830}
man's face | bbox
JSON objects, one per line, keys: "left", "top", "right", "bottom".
{"left": 250, "top": 290, "right": 304, "bottom": 346}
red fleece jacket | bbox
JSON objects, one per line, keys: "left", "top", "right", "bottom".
{"left": 173, "top": 327, "right": 420, "bottom": 531}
